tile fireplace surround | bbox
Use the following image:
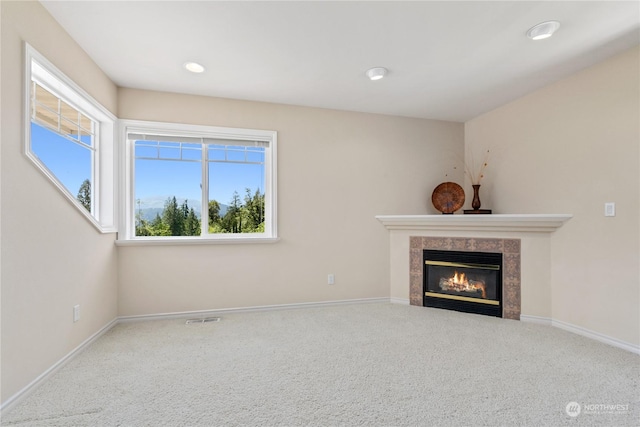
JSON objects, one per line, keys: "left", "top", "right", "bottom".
{"left": 410, "top": 236, "right": 521, "bottom": 319}
{"left": 377, "top": 214, "right": 572, "bottom": 321}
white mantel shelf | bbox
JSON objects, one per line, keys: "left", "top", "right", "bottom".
{"left": 375, "top": 214, "right": 572, "bottom": 233}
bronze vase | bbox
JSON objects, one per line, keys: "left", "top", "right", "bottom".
{"left": 471, "top": 184, "right": 482, "bottom": 210}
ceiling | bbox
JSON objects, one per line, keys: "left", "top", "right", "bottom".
{"left": 40, "top": 1, "right": 639, "bottom": 122}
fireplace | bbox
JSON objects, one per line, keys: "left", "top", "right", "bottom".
{"left": 423, "top": 249, "right": 503, "bottom": 317}
{"left": 409, "top": 237, "right": 521, "bottom": 320}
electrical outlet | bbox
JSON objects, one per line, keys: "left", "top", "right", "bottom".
{"left": 328, "top": 274, "right": 335, "bottom": 285}
{"left": 605, "top": 202, "right": 615, "bottom": 217}
{"left": 73, "top": 304, "right": 80, "bottom": 322}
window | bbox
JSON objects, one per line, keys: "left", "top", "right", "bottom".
{"left": 120, "top": 120, "right": 277, "bottom": 242}
{"left": 24, "top": 44, "right": 117, "bottom": 232}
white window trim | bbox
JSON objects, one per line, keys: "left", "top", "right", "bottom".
{"left": 24, "top": 43, "right": 117, "bottom": 233}
{"left": 118, "top": 119, "right": 278, "bottom": 244}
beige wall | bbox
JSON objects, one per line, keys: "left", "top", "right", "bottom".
{"left": 465, "top": 46, "right": 640, "bottom": 345}
{"left": 1, "top": 1, "right": 119, "bottom": 403}
{"left": 4, "top": 0, "right": 636, "bottom": 411}
{"left": 117, "top": 89, "right": 463, "bottom": 316}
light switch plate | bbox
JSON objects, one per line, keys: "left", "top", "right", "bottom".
{"left": 604, "top": 202, "right": 615, "bottom": 217}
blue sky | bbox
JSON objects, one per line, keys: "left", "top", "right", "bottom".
{"left": 31, "top": 123, "right": 264, "bottom": 211}
{"left": 134, "top": 158, "right": 264, "bottom": 208}
{"left": 31, "top": 123, "right": 91, "bottom": 196}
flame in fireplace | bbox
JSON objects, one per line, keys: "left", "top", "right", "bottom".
{"left": 439, "top": 271, "right": 487, "bottom": 299}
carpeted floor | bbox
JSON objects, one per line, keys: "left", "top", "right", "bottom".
{"left": 2, "top": 302, "right": 638, "bottom": 426}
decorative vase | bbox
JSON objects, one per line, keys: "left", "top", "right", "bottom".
{"left": 471, "top": 184, "right": 482, "bottom": 210}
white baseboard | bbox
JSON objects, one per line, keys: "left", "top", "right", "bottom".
{"left": 118, "top": 297, "right": 390, "bottom": 323}
{"left": 390, "top": 297, "right": 410, "bottom": 305}
{"left": 520, "top": 314, "right": 553, "bottom": 325}
{"left": 0, "top": 318, "right": 118, "bottom": 415}
{"left": 521, "top": 314, "right": 639, "bottom": 355}
{"left": 551, "top": 318, "right": 640, "bottom": 355}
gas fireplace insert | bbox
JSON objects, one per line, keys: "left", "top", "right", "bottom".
{"left": 423, "top": 249, "right": 503, "bottom": 317}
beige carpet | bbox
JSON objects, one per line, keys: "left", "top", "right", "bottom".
{"left": 2, "top": 303, "right": 638, "bottom": 426}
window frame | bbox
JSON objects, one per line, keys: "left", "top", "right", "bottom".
{"left": 118, "top": 119, "right": 278, "bottom": 244}
{"left": 24, "top": 43, "right": 117, "bottom": 233}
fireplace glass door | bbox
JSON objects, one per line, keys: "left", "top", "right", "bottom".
{"left": 423, "top": 250, "right": 502, "bottom": 317}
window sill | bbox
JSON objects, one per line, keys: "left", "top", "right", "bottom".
{"left": 115, "top": 236, "right": 280, "bottom": 246}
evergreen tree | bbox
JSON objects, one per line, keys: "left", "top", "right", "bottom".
{"left": 221, "top": 191, "right": 242, "bottom": 233}
{"left": 135, "top": 217, "right": 151, "bottom": 236}
{"left": 150, "top": 213, "right": 171, "bottom": 236}
{"left": 181, "top": 200, "right": 190, "bottom": 220}
{"left": 185, "top": 208, "right": 201, "bottom": 236}
{"left": 76, "top": 179, "right": 91, "bottom": 212}
{"left": 208, "top": 189, "right": 264, "bottom": 234}
{"left": 208, "top": 200, "right": 221, "bottom": 226}
{"left": 139, "top": 192, "right": 264, "bottom": 236}
{"left": 243, "top": 188, "right": 264, "bottom": 231}
{"left": 162, "top": 196, "right": 184, "bottom": 236}
{"left": 134, "top": 197, "right": 204, "bottom": 236}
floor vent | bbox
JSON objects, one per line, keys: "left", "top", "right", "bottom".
{"left": 185, "top": 317, "right": 221, "bottom": 325}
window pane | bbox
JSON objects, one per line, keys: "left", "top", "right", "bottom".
{"left": 181, "top": 143, "right": 202, "bottom": 161}
{"left": 134, "top": 157, "right": 202, "bottom": 237}
{"left": 208, "top": 161, "right": 265, "bottom": 234}
{"left": 34, "top": 85, "right": 59, "bottom": 129}
{"left": 135, "top": 142, "right": 158, "bottom": 158}
{"left": 208, "top": 145, "right": 226, "bottom": 161}
{"left": 246, "top": 148, "right": 265, "bottom": 163}
{"left": 158, "top": 146, "right": 181, "bottom": 159}
{"left": 80, "top": 127, "right": 93, "bottom": 145}
{"left": 79, "top": 114, "right": 92, "bottom": 133}
{"left": 60, "top": 100, "right": 77, "bottom": 126}
{"left": 30, "top": 123, "right": 92, "bottom": 211}
{"left": 61, "top": 117, "right": 80, "bottom": 141}
{"left": 34, "top": 84, "right": 94, "bottom": 147}
{"left": 225, "top": 147, "right": 247, "bottom": 162}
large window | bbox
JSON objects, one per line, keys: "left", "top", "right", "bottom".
{"left": 120, "top": 120, "right": 277, "bottom": 242}
{"left": 25, "top": 44, "right": 117, "bottom": 232}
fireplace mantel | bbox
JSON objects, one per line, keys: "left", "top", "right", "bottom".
{"left": 376, "top": 214, "right": 572, "bottom": 233}
{"left": 378, "top": 213, "right": 573, "bottom": 319}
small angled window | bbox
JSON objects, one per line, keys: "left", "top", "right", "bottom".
{"left": 30, "top": 82, "right": 96, "bottom": 213}
{"left": 25, "top": 44, "right": 117, "bottom": 232}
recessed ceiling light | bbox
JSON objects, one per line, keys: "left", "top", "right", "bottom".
{"left": 366, "top": 67, "right": 388, "bottom": 81}
{"left": 184, "top": 62, "right": 205, "bottom": 73}
{"left": 527, "top": 21, "right": 560, "bottom": 40}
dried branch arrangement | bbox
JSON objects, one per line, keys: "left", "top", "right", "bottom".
{"left": 465, "top": 149, "right": 490, "bottom": 185}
